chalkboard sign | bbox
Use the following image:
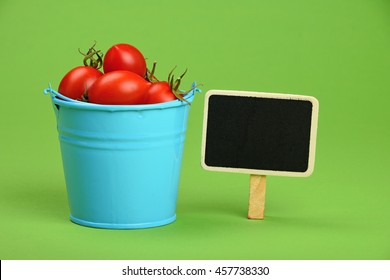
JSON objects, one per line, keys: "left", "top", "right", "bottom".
{"left": 201, "top": 90, "right": 319, "bottom": 177}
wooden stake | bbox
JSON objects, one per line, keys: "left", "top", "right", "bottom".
{"left": 248, "top": 174, "right": 267, "bottom": 219}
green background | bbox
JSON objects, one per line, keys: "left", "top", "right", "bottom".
{"left": 1, "top": 0, "right": 389, "bottom": 259}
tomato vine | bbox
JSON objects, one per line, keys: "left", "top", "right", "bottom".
{"left": 78, "top": 41, "right": 103, "bottom": 69}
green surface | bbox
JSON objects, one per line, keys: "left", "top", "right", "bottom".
{"left": 1, "top": 0, "right": 389, "bottom": 260}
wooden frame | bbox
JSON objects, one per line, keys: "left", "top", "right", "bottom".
{"left": 201, "top": 90, "right": 319, "bottom": 177}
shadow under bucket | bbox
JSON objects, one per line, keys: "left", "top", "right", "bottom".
{"left": 46, "top": 86, "right": 197, "bottom": 229}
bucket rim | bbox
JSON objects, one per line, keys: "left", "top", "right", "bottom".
{"left": 45, "top": 83, "right": 199, "bottom": 112}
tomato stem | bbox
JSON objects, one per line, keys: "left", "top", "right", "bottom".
{"left": 145, "top": 61, "right": 159, "bottom": 82}
{"left": 78, "top": 42, "right": 103, "bottom": 69}
{"left": 146, "top": 61, "right": 193, "bottom": 105}
{"left": 167, "top": 65, "right": 177, "bottom": 83}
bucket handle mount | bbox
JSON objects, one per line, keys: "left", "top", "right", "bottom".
{"left": 43, "top": 84, "right": 83, "bottom": 103}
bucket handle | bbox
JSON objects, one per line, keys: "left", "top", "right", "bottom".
{"left": 43, "top": 83, "right": 83, "bottom": 103}
{"left": 188, "top": 82, "right": 202, "bottom": 94}
{"left": 44, "top": 83, "right": 84, "bottom": 119}
{"left": 44, "top": 82, "right": 201, "bottom": 101}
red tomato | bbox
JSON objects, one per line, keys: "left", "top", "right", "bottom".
{"left": 144, "top": 82, "right": 177, "bottom": 104}
{"left": 58, "top": 66, "right": 103, "bottom": 100}
{"left": 87, "top": 70, "right": 151, "bottom": 105}
{"left": 103, "top": 44, "right": 147, "bottom": 77}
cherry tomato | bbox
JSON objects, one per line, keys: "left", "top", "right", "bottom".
{"left": 87, "top": 70, "right": 151, "bottom": 105}
{"left": 144, "top": 82, "right": 177, "bottom": 104}
{"left": 58, "top": 66, "right": 103, "bottom": 100}
{"left": 103, "top": 43, "right": 147, "bottom": 77}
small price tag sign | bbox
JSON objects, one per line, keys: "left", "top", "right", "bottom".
{"left": 201, "top": 90, "right": 319, "bottom": 219}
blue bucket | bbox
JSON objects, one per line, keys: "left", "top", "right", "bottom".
{"left": 45, "top": 85, "right": 198, "bottom": 229}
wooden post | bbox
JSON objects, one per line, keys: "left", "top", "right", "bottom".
{"left": 248, "top": 174, "right": 267, "bottom": 219}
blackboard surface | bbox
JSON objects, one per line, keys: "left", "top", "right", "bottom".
{"left": 201, "top": 90, "right": 319, "bottom": 177}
